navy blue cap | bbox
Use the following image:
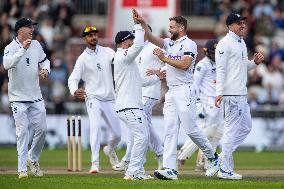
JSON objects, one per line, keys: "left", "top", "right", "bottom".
{"left": 15, "top": 18, "right": 37, "bottom": 32}
{"left": 226, "top": 13, "right": 246, "bottom": 26}
{"left": 115, "top": 31, "right": 135, "bottom": 44}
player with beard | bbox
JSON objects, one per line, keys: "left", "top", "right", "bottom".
{"left": 68, "top": 25, "right": 121, "bottom": 174}
{"left": 133, "top": 10, "right": 220, "bottom": 180}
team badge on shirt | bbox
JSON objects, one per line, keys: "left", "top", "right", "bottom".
{"left": 26, "top": 58, "right": 30, "bottom": 66}
{"left": 196, "top": 66, "right": 201, "bottom": 71}
{"left": 97, "top": 63, "right": 102, "bottom": 71}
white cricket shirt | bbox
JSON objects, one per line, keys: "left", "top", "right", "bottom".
{"left": 136, "top": 41, "right": 163, "bottom": 100}
{"left": 215, "top": 31, "right": 256, "bottom": 96}
{"left": 194, "top": 57, "right": 216, "bottom": 97}
{"left": 163, "top": 36, "right": 198, "bottom": 87}
{"left": 68, "top": 45, "right": 116, "bottom": 101}
{"left": 3, "top": 38, "right": 50, "bottom": 102}
{"left": 113, "top": 24, "right": 145, "bottom": 111}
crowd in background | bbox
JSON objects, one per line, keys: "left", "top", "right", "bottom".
{"left": 1, "top": 0, "right": 284, "bottom": 114}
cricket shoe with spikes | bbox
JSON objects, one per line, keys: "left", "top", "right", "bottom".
{"left": 27, "top": 160, "right": 43, "bottom": 177}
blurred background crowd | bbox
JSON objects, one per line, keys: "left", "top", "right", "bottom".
{"left": 1, "top": 0, "right": 284, "bottom": 115}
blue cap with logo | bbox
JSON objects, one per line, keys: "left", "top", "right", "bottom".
{"left": 15, "top": 18, "right": 38, "bottom": 32}
{"left": 226, "top": 13, "right": 246, "bottom": 26}
{"left": 115, "top": 31, "right": 135, "bottom": 44}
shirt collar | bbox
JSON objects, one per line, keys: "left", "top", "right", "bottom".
{"left": 205, "top": 56, "right": 215, "bottom": 66}
{"left": 173, "top": 35, "right": 187, "bottom": 44}
{"left": 85, "top": 46, "right": 99, "bottom": 55}
{"left": 228, "top": 30, "right": 242, "bottom": 43}
{"left": 14, "top": 37, "right": 24, "bottom": 48}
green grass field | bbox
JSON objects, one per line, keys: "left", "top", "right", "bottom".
{"left": 0, "top": 147, "right": 283, "bottom": 189}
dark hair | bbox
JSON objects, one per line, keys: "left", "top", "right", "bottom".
{"left": 169, "top": 16, "right": 187, "bottom": 31}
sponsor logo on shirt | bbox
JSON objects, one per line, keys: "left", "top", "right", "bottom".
{"left": 168, "top": 54, "right": 182, "bottom": 60}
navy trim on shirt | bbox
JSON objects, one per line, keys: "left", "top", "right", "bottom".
{"left": 38, "top": 57, "right": 47, "bottom": 64}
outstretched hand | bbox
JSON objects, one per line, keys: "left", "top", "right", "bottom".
{"left": 132, "top": 8, "right": 145, "bottom": 25}
{"left": 153, "top": 48, "right": 166, "bottom": 61}
{"left": 146, "top": 68, "right": 160, "bottom": 76}
{"left": 253, "top": 52, "right": 264, "bottom": 65}
{"left": 39, "top": 69, "right": 48, "bottom": 79}
{"left": 146, "top": 68, "right": 166, "bottom": 80}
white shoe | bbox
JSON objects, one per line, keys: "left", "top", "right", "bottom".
{"left": 124, "top": 173, "right": 154, "bottom": 180}
{"left": 113, "top": 160, "right": 129, "bottom": 171}
{"left": 103, "top": 146, "right": 119, "bottom": 166}
{"left": 27, "top": 160, "right": 43, "bottom": 177}
{"left": 154, "top": 168, "right": 178, "bottom": 180}
{"left": 18, "top": 171, "right": 28, "bottom": 179}
{"left": 89, "top": 164, "right": 99, "bottom": 174}
{"left": 156, "top": 155, "right": 163, "bottom": 170}
{"left": 217, "top": 168, "right": 242, "bottom": 180}
{"left": 205, "top": 153, "right": 219, "bottom": 177}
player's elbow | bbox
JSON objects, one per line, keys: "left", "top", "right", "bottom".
{"left": 3, "top": 60, "right": 11, "bottom": 70}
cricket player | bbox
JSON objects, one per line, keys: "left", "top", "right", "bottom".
{"left": 68, "top": 25, "right": 121, "bottom": 174}
{"left": 215, "top": 13, "right": 264, "bottom": 179}
{"left": 177, "top": 39, "right": 224, "bottom": 171}
{"left": 113, "top": 9, "right": 152, "bottom": 180}
{"left": 113, "top": 25, "right": 165, "bottom": 171}
{"left": 3, "top": 18, "right": 50, "bottom": 179}
{"left": 133, "top": 10, "right": 219, "bottom": 180}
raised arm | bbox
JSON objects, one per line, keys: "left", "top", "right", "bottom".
{"left": 133, "top": 9, "right": 164, "bottom": 48}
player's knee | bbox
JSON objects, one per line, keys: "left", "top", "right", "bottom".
{"left": 138, "top": 134, "right": 149, "bottom": 146}
{"left": 187, "top": 130, "right": 199, "bottom": 138}
{"left": 37, "top": 126, "right": 47, "bottom": 137}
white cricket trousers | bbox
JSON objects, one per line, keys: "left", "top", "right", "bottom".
{"left": 178, "top": 96, "right": 224, "bottom": 160}
{"left": 118, "top": 109, "right": 149, "bottom": 176}
{"left": 85, "top": 97, "right": 121, "bottom": 167}
{"left": 122, "top": 97, "right": 163, "bottom": 162}
{"left": 220, "top": 96, "right": 252, "bottom": 173}
{"left": 163, "top": 84, "right": 215, "bottom": 169}
{"left": 11, "top": 101, "right": 47, "bottom": 173}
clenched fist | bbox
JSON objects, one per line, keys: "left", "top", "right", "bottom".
{"left": 39, "top": 69, "right": 48, "bottom": 79}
